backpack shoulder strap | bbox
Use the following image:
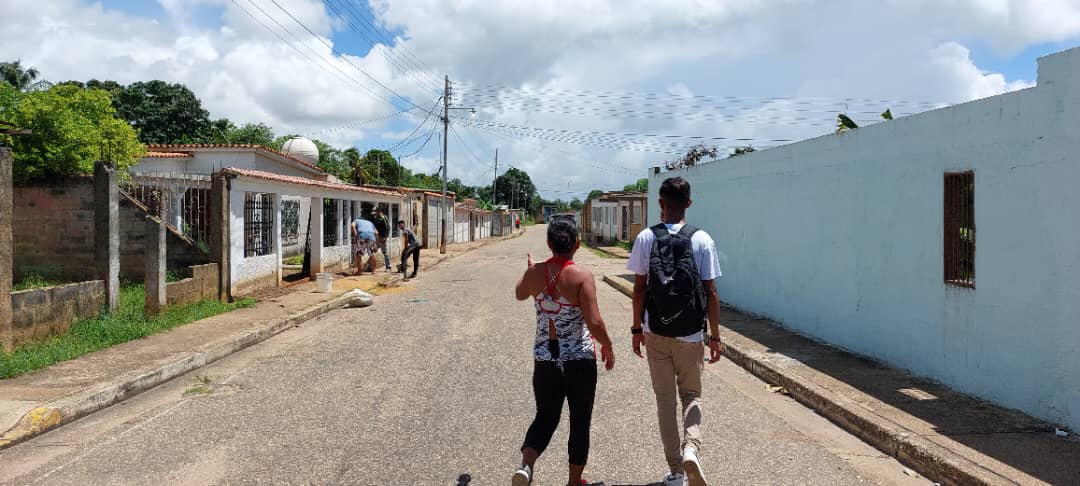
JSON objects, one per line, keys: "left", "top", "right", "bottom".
{"left": 649, "top": 223, "right": 668, "bottom": 239}
{"left": 677, "top": 224, "right": 699, "bottom": 238}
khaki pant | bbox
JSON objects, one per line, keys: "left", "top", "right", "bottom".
{"left": 645, "top": 332, "right": 704, "bottom": 474}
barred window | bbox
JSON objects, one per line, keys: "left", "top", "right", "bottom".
{"left": 244, "top": 192, "right": 273, "bottom": 257}
{"left": 944, "top": 172, "right": 975, "bottom": 287}
{"left": 281, "top": 200, "right": 300, "bottom": 246}
{"left": 323, "top": 198, "right": 338, "bottom": 247}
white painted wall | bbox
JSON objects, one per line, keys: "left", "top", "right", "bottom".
{"left": 647, "top": 47, "right": 1080, "bottom": 431}
{"left": 136, "top": 151, "right": 318, "bottom": 179}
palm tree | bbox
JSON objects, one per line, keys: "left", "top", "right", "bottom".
{"left": 344, "top": 147, "right": 370, "bottom": 185}
{"left": 0, "top": 61, "right": 49, "bottom": 91}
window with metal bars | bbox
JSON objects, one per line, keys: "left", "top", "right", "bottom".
{"left": 281, "top": 200, "right": 300, "bottom": 246}
{"left": 323, "top": 199, "right": 338, "bottom": 247}
{"left": 944, "top": 172, "right": 975, "bottom": 287}
{"left": 244, "top": 192, "right": 273, "bottom": 257}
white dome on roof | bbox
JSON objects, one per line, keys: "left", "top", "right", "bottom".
{"left": 281, "top": 137, "right": 319, "bottom": 165}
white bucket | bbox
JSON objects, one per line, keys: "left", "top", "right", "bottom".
{"left": 315, "top": 272, "right": 333, "bottom": 293}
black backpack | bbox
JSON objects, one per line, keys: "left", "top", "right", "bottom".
{"left": 645, "top": 223, "right": 707, "bottom": 337}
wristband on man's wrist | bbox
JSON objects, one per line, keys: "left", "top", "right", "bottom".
{"left": 631, "top": 326, "right": 643, "bottom": 335}
{"left": 708, "top": 335, "right": 723, "bottom": 343}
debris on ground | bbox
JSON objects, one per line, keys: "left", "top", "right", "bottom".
{"left": 1055, "top": 427, "right": 1069, "bottom": 438}
{"left": 766, "top": 384, "right": 789, "bottom": 395}
{"left": 342, "top": 289, "right": 374, "bottom": 308}
{"left": 902, "top": 468, "right": 919, "bottom": 477}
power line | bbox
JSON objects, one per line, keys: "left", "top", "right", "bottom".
{"left": 322, "top": 0, "right": 441, "bottom": 94}
{"left": 304, "top": 104, "right": 421, "bottom": 138}
{"left": 384, "top": 96, "right": 443, "bottom": 154}
{"left": 268, "top": 0, "right": 425, "bottom": 111}
{"left": 231, "top": 0, "right": 398, "bottom": 109}
{"left": 323, "top": 0, "right": 442, "bottom": 91}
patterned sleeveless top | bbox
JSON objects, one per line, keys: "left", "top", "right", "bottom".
{"left": 533, "top": 258, "right": 595, "bottom": 362}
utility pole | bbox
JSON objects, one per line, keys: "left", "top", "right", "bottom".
{"left": 492, "top": 148, "right": 498, "bottom": 207}
{"left": 440, "top": 75, "right": 450, "bottom": 254}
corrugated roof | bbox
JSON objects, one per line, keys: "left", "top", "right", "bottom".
{"left": 145, "top": 144, "right": 324, "bottom": 173}
{"left": 221, "top": 167, "right": 402, "bottom": 197}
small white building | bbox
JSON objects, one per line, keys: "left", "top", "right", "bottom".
{"left": 132, "top": 142, "right": 409, "bottom": 297}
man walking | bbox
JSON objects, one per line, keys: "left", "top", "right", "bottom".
{"left": 397, "top": 220, "right": 422, "bottom": 279}
{"left": 373, "top": 208, "right": 392, "bottom": 272}
{"left": 627, "top": 176, "right": 724, "bottom": 486}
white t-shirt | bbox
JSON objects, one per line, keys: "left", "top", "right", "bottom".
{"left": 626, "top": 223, "right": 722, "bottom": 342}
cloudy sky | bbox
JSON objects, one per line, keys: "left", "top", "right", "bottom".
{"left": 2, "top": 0, "right": 1079, "bottom": 200}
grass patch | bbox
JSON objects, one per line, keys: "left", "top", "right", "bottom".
{"left": 12, "top": 273, "right": 61, "bottom": 291}
{"left": 283, "top": 255, "right": 304, "bottom": 266}
{"left": 614, "top": 240, "right": 633, "bottom": 253}
{"left": 0, "top": 285, "right": 254, "bottom": 379}
{"left": 584, "top": 245, "right": 619, "bottom": 259}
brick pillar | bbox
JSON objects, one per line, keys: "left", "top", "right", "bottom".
{"left": 0, "top": 148, "right": 13, "bottom": 352}
{"left": 94, "top": 162, "right": 119, "bottom": 312}
{"left": 309, "top": 197, "right": 323, "bottom": 277}
{"left": 209, "top": 174, "right": 230, "bottom": 302}
{"left": 145, "top": 216, "right": 166, "bottom": 315}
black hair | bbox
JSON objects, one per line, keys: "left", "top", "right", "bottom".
{"left": 659, "top": 176, "right": 691, "bottom": 207}
{"left": 396, "top": 220, "right": 405, "bottom": 225}
{"left": 547, "top": 219, "right": 578, "bottom": 254}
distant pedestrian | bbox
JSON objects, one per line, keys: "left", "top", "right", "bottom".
{"left": 627, "top": 176, "right": 724, "bottom": 486}
{"left": 397, "top": 220, "right": 421, "bottom": 279}
{"left": 373, "top": 208, "right": 392, "bottom": 272}
{"left": 512, "top": 219, "right": 615, "bottom": 486}
{"left": 351, "top": 217, "right": 378, "bottom": 276}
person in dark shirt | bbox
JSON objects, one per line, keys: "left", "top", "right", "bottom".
{"left": 373, "top": 208, "right": 392, "bottom": 272}
{"left": 397, "top": 220, "right": 422, "bottom": 279}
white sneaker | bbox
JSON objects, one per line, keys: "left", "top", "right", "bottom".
{"left": 662, "top": 472, "right": 687, "bottom": 486}
{"left": 512, "top": 464, "right": 532, "bottom": 486}
{"left": 682, "top": 448, "right": 708, "bottom": 486}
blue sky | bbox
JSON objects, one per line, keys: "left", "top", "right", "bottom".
{"left": 19, "top": 0, "right": 1080, "bottom": 197}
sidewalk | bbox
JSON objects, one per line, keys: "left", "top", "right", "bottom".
{"left": 0, "top": 233, "right": 520, "bottom": 450}
{"left": 603, "top": 273, "right": 1079, "bottom": 486}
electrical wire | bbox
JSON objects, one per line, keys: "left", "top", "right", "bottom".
{"left": 268, "top": 0, "right": 425, "bottom": 111}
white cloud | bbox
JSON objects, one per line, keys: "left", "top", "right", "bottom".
{"left": 1, "top": 0, "right": 1078, "bottom": 195}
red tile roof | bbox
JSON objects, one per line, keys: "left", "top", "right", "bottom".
{"left": 145, "top": 151, "right": 193, "bottom": 158}
{"left": 144, "top": 144, "right": 325, "bottom": 173}
{"left": 221, "top": 167, "right": 402, "bottom": 197}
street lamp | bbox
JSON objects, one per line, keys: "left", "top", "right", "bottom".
{"left": 439, "top": 76, "right": 477, "bottom": 254}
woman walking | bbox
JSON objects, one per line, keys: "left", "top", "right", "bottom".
{"left": 512, "top": 220, "right": 615, "bottom": 486}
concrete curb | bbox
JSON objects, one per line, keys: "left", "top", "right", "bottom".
{"left": 601, "top": 274, "right": 1016, "bottom": 486}
{"left": 0, "top": 292, "right": 354, "bottom": 450}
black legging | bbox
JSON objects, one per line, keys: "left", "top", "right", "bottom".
{"left": 401, "top": 244, "right": 421, "bottom": 273}
{"left": 521, "top": 358, "right": 598, "bottom": 466}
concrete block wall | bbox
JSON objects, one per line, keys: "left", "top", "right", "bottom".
{"left": 119, "top": 194, "right": 209, "bottom": 280}
{"left": 12, "top": 178, "right": 97, "bottom": 281}
{"left": 166, "top": 263, "right": 220, "bottom": 307}
{"left": 10, "top": 177, "right": 208, "bottom": 283}
{"left": 10, "top": 281, "right": 104, "bottom": 345}
{"left": 646, "top": 47, "right": 1080, "bottom": 431}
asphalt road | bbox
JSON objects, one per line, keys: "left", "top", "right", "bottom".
{"left": 0, "top": 226, "right": 930, "bottom": 486}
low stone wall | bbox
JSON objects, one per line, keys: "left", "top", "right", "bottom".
{"left": 166, "top": 263, "right": 220, "bottom": 307}
{"left": 11, "top": 281, "right": 105, "bottom": 345}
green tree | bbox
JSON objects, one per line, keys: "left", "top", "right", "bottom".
{"left": 0, "top": 61, "right": 50, "bottom": 92}
{"left": 0, "top": 84, "right": 143, "bottom": 183}
{"left": 309, "top": 139, "right": 348, "bottom": 180}
{"left": 587, "top": 189, "right": 604, "bottom": 200}
{"left": 227, "top": 122, "right": 275, "bottom": 146}
{"left": 113, "top": 80, "right": 211, "bottom": 144}
{"left": 664, "top": 144, "right": 720, "bottom": 170}
{"left": 622, "top": 178, "right": 648, "bottom": 192}
{"left": 569, "top": 198, "right": 583, "bottom": 210}
{"left": 494, "top": 167, "right": 537, "bottom": 211}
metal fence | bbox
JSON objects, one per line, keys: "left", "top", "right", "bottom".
{"left": 323, "top": 198, "right": 338, "bottom": 247}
